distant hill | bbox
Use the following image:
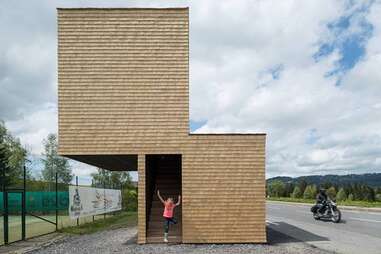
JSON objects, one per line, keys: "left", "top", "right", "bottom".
{"left": 267, "top": 173, "right": 381, "bottom": 188}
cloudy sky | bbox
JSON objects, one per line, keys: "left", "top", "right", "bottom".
{"left": 1, "top": 0, "right": 380, "bottom": 182}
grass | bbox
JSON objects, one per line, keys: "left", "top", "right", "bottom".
{"left": 336, "top": 200, "right": 381, "bottom": 208}
{"left": 267, "top": 197, "right": 315, "bottom": 204}
{"left": 0, "top": 212, "right": 138, "bottom": 245}
{"left": 59, "top": 211, "right": 137, "bottom": 235}
{"left": 1, "top": 215, "right": 57, "bottom": 245}
{"left": 267, "top": 197, "right": 381, "bottom": 208}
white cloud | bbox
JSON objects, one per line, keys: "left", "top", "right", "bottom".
{"left": 192, "top": 0, "right": 381, "bottom": 177}
{"left": 1, "top": 0, "right": 380, "bottom": 180}
{"left": 5, "top": 103, "right": 57, "bottom": 155}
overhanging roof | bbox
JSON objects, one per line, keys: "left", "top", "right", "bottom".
{"left": 67, "top": 155, "right": 138, "bottom": 171}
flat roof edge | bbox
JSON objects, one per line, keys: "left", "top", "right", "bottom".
{"left": 57, "top": 7, "right": 189, "bottom": 10}
{"left": 189, "top": 133, "right": 266, "bottom": 136}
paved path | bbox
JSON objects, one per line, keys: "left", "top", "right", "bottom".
{"left": 267, "top": 201, "right": 381, "bottom": 254}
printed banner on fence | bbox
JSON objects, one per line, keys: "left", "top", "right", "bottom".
{"left": 69, "top": 186, "right": 122, "bottom": 219}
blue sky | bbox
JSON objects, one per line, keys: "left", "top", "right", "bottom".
{"left": 190, "top": 120, "right": 207, "bottom": 132}
{"left": 315, "top": 2, "right": 374, "bottom": 78}
{"left": 1, "top": 0, "right": 381, "bottom": 183}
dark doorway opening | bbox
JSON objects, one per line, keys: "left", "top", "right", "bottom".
{"left": 145, "top": 155, "right": 182, "bottom": 243}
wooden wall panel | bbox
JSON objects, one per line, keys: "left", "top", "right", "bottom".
{"left": 182, "top": 135, "right": 267, "bottom": 243}
{"left": 57, "top": 8, "right": 189, "bottom": 155}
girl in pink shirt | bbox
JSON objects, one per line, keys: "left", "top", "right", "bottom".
{"left": 157, "top": 190, "right": 181, "bottom": 243}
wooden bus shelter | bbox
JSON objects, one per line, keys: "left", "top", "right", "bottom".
{"left": 57, "top": 7, "right": 266, "bottom": 244}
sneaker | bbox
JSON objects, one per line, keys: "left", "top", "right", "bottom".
{"left": 164, "top": 233, "right": 168, "bottom": 243}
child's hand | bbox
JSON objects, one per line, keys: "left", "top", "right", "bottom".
{"left": 176, "top": 195, "right": 181, "bottom": 206}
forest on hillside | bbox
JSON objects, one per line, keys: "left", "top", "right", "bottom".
{"left": 266, "top": 173, "right": 381, "bottom": 202}
{"left": 267, "top": 173, "right": 381, "bottom": 187}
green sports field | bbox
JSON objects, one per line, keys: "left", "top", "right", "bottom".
{"left": 0, "top": 214, "right": 111, "bottom": 245}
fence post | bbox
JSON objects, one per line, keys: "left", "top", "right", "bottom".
{"left": 91, "top": 179, "right": 95, "bottom": 222}
{"left": 121, "top": 183, "right": 123, "bottom": 212}
{"left": 104, "top": 180, "right": 106, "bottom": 220}
{"left": 76, "top": 176, "right": 79, "bottom": 226}
{"left": 56, "top": 172, "right": 58, "bottom": 231}
{"left": 4, "top": 192, "right": 8, "bottom": 244}
{"left": 2, "top": 162, "right": 8, "bottom": 244}
{"left": 21, "top": 165, "right": 26, "bottom": 240}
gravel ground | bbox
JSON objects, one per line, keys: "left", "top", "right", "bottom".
{"left": 28, "top": 227, "right": 332, "bottom": 254}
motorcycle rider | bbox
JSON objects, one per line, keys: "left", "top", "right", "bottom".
{"left": 316, "top": 188, "right": 328, "bottom": 215}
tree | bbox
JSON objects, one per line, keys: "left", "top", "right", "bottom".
{"left": 267, "top": 180, "right": 285, "bottom": 197}
{"left": 91, "top": 168, "right": 133, "bottom": 189}
{"left": 321, "top": 182, "right": 333, "bottom": 189}
{"left": 352, "top": 183, "right": 362, "bottom": 200}
{"left": 361, "top": 185, "right": 375, "bottom": 202}
{"left": 336, "top": 188, "right": 347, "bottom": 201}
{"left": 303, "top": 185, "right": 317, "bottom": 199}
{"left": 41, "top": 134, "right": 73, "bottom": 184}
{"left": 375, "top": 194, "right": 381, "bottom": 202}
{"left": 0, "top": 144, "right": 10, "bottom": 188}
{"left": 123, "top": 189, "right": 138, "bottom": 211}
{"left": 298, "top": 179, "right": 308, "bottom": 194}
{"left": 344, "top": 185, "right": 353, "bottom": 197}
{"left": 0, "top": 120, "right": 29, "bottom": 186}
{"left": 291, "top": 186, "right": 302, "bottom": 199}
{"left": 327, "top": 186, "right": 336, "bottom": 199}
{"left": 347, "top": 193, "right": 354, "bottom": 201}
{"left": 284, "top": 183, "right": 295, "bottom": 197}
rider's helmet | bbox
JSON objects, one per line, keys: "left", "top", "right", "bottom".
{"left": 319, "top": 188, "right": 326, "bottom": 194}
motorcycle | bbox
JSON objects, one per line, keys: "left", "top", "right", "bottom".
{"left": 311, "top": 198, "right": 341, "bottom": 223}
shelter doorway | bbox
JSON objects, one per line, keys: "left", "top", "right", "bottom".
{"left": 145, "top": 154, "right": 182, "bottom": 243}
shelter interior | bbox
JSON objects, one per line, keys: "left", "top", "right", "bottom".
{"left": 145, "top": 155, "right": 182, "bottom": 243}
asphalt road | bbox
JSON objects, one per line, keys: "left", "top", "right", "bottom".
{"left": 267, "top": 201, "right": 381, "bottom": 254}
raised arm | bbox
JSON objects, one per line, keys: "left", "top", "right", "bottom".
{"left": 157, "top": 190, "right": 165, "bottom": 204}
{"left": 175, "top": 195, "right": 181, "bottom": 206}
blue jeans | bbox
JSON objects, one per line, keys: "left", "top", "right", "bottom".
{"left": 164, "top": 217, "right": 177, "bottom": 233}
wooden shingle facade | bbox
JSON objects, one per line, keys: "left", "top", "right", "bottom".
{"left": 57, "top": 7, "right": 266, "bottom": 244}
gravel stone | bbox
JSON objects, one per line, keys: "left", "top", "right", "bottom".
{"left": 28, "top": 227, "right": 332, "bottom": 254}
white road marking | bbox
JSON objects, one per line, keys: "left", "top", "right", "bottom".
{"left": 349, "top": 217, "right": 381, "bottom": 223}
{"left": 266, "top": 216, "right": 285, "bottom": 221}
{"left": 266, "top": 220, "right": 279, "bottom": 225}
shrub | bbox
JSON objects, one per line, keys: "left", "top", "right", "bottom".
{"left": 347, "top": 193, "right": 354, "bottom": 201}
{"left": 336, "top": 188, "right": 347, "bottom": 201}
{"left": 327, "top": 186, "right": 336, "bottom": 199}
{"left": 362, "top": 185, "right": 375, "bottom": 202}
{"left": 267, "top": 180, "right": 286, "bottom": 198}
{"left": 122, "top": 189, "right": 137, "bottom": 211}
{"left": 303, "top": 185, "right": 317, "bottom": 199}
{"left": 291, "top": 186, "right": 302, "bottom": 199}
{"left": 375, "top": 194, "right": 381, "bottom": 202}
